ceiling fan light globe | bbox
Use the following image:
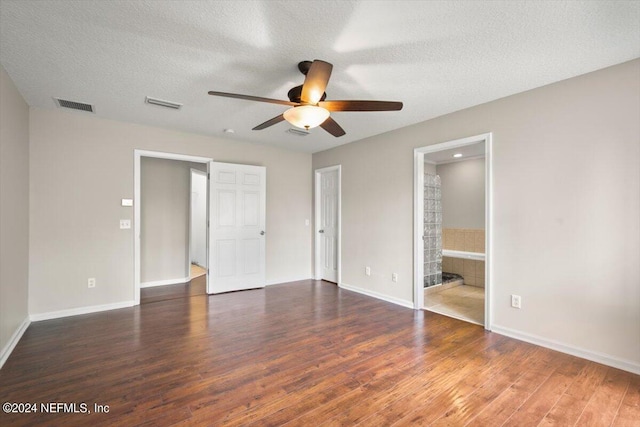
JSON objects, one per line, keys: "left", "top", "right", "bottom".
{"left": 283, "top": 105, "right": 330, "bottom": 130}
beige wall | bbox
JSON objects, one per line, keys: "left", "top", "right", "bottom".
{"left": 313, "top": 59, "right": 640, "bottom": 367}
{"left": 29, "top": 109, "right": 312, "bottom": 315}
{"left": 437, "top": 158, "right": 485, "bottom": 229}
{"left": 140, "top": 158, "right": 205, "bottom": 284}
{"left": 0, "top": 65, "right": 30, "bottom": 356}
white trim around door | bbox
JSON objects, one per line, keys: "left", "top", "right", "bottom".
{"left": 133, "top": 149, "right": 213, "bottom": 305}
{"left": 413, "top": 133, "right": 493, "bottom": 330}
{"left": 314, "top": 165, "right": 341, "bottom": 284}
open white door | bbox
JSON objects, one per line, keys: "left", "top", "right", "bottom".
{"left": 208, "top": 162, "right": 266, "bottom": 294}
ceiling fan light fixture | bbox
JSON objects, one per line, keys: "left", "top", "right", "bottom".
{"left": 283, "top": 105, "right": 330, "bottom": 130}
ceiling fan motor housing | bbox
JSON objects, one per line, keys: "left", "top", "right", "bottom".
{"left": 287, "top": 85, "right": 326, "bottom": 104}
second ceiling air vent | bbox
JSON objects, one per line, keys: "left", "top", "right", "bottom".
{"left": 54, "top": 98, "right": 94, "bottom": 113}
{"left": 286, "top": 128, "right": 310, "bottom": 137}
{"left": 145, "top": 96, "right": 182, "bottom": 110}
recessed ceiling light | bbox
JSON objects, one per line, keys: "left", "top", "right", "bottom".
{"left": 453, "top": 153, "right": 463, "bottom": 158}
{"left": 224, "top": 129, "right": 235, "bottom": 134}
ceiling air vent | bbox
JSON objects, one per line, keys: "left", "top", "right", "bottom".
{"left": 286, "top": 128, "right": 310, "bottom": 137}
{"left": 145, "top": 96, "right": 182, "bottom": 110}
{"left": 54, "top": 98, "right": 94, "bottom": 113}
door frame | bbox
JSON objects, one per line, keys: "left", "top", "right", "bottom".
{"left": 413, "top": 133, "right": 493, "bottom": 330}
{"left": 134, "top": 149, "right": 213, "bottom": 305}
{"left": 314, "top": 165, "right": 342, "bottom": 283}
{"left": 189, "top": 168, "right": 208, "bottom": 270}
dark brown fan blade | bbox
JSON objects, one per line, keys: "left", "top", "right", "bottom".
{"left": 300, "top": 60, "right": 333, "bottom": 105}
{"left": 318, "top": 100, "right": 403, "bottom": 111}
{"left": 320, "top": 116, "right": 346, "bottom": 137}
{"left": 252, "top": 114, "right": 285, "bottom": 130}
{"left": 208, "top": 91, "right": 298, "bottom": 107}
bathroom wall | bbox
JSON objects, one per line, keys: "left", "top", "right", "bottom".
{"left": 443, "top": 228, "right": 484, "bottom": 253}
{"left": 438, "top": 158, "right": 486, "bottom": 287}
{"left": 442, "top": 257, "right": 485, "bottom": 288}
{"left": 424, "top": 161, "right": 436, "bottom": 175}
{"left": 436, "top": 158, "right": 485, "bottom": 229}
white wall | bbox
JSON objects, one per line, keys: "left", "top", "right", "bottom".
{"left": 312, "top": 59, "right": 640, "bottom": 370}
{"left": 140, "top": 158, "right": 205, "bottom": 284}
{"left": 436, "top": 158, "right": 485, "bottom": 229}
{"left": 0, "top": 64, "right": 30, "bottom": 363}
{"left": 424, "top": 161, "right": 436, "bottom": 175}
{"left": 29, "top": 109, "right": 312, "bottom": 315}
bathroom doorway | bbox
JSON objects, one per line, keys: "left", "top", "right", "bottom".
{"left": 413, "top": 133, "right": 492, "bottom": 329}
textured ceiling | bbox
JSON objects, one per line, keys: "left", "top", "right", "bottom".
{"left": 1, "top": 1, "right": 638, "bottom": 153}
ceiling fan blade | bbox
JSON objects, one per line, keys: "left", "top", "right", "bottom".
{"left": 208, "top": 91, "right": 298, "bottom": 107}
{"left": 320, "top": 116, "right": 346, "bottom": 137}
{"left": 252, "top": 114, "right": 285, "bottom": 130}
{"left": 318, "top": 100, "right": 403, "bottom": 112}
{"left": 301, "top": 60, "right": 333, "bottom": 105}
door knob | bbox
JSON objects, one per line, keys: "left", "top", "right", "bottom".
{"left": 260, "top": 230, "right": 265, "bottom": 235}
{"left": 318, "top": 229, "right": 324, "bottom": 233}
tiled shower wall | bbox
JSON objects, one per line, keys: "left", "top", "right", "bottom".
{"left": 442, "top": 228, "right": 484, "bottom": 253}
{"left": 442, "top": 228, "right": 485, "bottom": 288}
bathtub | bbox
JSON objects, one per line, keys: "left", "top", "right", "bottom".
{"left": 442, "top": 249, "right": 485, "bottom": 261}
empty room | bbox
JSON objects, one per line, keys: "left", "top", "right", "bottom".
{"left": 1, "top": 1, "right": 639, "bottom": 426}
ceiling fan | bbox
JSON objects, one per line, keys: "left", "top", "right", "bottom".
{"left": 208, "top": 60, "right": 403, "bottom": 137}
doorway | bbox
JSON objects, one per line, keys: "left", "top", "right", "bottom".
{"left": 314, "top": 165, "right": 341, "bottom": 283}
{"left": 134, "top": 150, "right": 212, "bottom": 305}
{"left": 413, "top": 133, "right": 492, "bottom": 329}
{"left": 190, "top": 169, "right": 208, "bottom": 279}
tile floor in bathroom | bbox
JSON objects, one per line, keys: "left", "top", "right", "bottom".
{"left": 424, "top": 284, "right": 484, "bottom": 325}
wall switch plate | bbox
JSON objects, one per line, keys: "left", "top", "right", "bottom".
{"left": 305, "top": 219, "right": 309, "bottom": 226}
{"left": 365, "top": 266, "right": 371, "bottom": 276}
{"left": 121, "top": 198, "right": 133, "bottom": 207}
{"left": 88, "top": 278, "right": 96, "bottom": 288}
{"left": 392, "top": 273, "right": 398, "bottom": 282}
{"left": 120, "top": 219, "right": 131, "bottom": 229}
{"left": 511, "top": 294, "right": 522, "bottom": 309}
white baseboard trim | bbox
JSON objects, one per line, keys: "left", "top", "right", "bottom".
{"left": 0, "top": 316, "right": 30, "bottom": 370}
{"left": 140, "top": 276, "right": 190, "bottom": 288}
{"left": 339, "top": 282, "right": 414, "bottom": 309}
{"left": 491, "top": 324, "right": 640, "bottom": 375}
{"left": 266, "top": 276, "right": 312, "bottom": 286}
{"left": 30, "top": 301, "right": 136, "bottom": 322}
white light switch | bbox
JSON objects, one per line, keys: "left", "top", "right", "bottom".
{"left": 121, "top": 199, "right": 133, "bottom": 207}
{"left": 305, "top": 219, "right": 309, "bottom": 226}
{"left": 120, "top": 219, "right": 131, "bottom": 229}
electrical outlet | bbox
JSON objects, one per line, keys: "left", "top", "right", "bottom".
{"left": 120, "top": 219, "right": 131, "bottom": 229}
{"left": 511, "top": 294, "right": 521, "bottom": 309}
{"left": 365, "top": 266, "right": 371, "bottom": 276}
{"left": 88, "top": 278, "right": 96, "bottom": 288}
{"left": 392, "top": 273, "right": 398, "bottom": 282}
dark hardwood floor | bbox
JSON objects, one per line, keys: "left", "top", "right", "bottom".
{"left": 1, "top": 280, "right": 638, "bottom": 426}
{"left": 140, "top": 275, "right": 206, "bottom": 304}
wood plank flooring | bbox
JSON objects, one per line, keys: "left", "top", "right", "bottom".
{"left": 141, "top": 275, "right": 206, "bottom": 305}
{"left": 1, "top": 280, "right": 638, "bottom": 426}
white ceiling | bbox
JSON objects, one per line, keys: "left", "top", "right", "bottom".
{"left": 1, "top": 1, "right": 638, "bottom": 154}
{"left": 425, "top": 142, "right": 485, "bottom": 165}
